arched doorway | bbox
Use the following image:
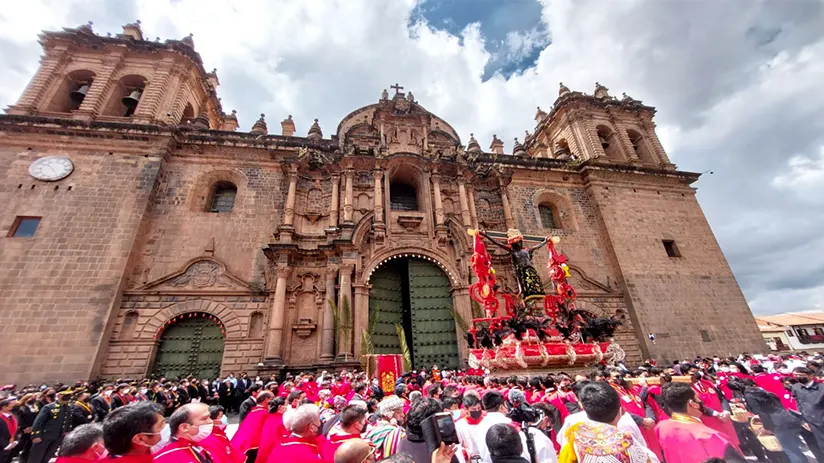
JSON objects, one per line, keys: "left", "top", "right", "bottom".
{"left": 369, "top": 257, "right": 460, "bottom": 370}
{"left": 151, "top": 312, "right": 225, "bottom": 379}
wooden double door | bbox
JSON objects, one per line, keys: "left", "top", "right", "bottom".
{"left": 368, "top": 258, "right": 460, "bottom": 370}
{"left": 151, "top": 314, "right": 224, "bottom": 379}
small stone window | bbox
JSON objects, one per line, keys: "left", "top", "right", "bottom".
{"left": 390, "top": 181, "right": 418, "bottom": 211}
{"left": 209, "top": 182, "right": 237, "bottom": 213}
{"left": 538, "top": 204, "right": 559, "bottom": 229}
{"left": 8, "top": 217, "right": 41, "bottom": 238}
{"left": 120, "top": 311, "right": 139, "bottom": 340}
{"left": 662, "top": 239, "right": 681, "bottom": 257}
{"left": 699, "top": 329, "right": 711, "bottom": 342}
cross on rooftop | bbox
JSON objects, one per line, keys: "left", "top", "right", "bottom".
{"left": 390, "top": 83, "right": 404, "bottom": 95}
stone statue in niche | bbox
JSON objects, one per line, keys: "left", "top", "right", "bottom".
{"left": 387, "top": 127, "right": 398, "bottom": 144}
{"left": 410, "top": 129, "right": 420, "bottom": 146}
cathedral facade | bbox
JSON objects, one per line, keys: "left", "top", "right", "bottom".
{"left": 0, "top": 23, "right": 766, "bottom": 384}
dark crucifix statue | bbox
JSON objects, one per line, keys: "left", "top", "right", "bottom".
{"left": 480, "top": 228, "right": 550, "bottom": 303}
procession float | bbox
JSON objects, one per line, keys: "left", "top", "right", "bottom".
{"left": 465, "top": 228, "right": 626, "bottom": 371}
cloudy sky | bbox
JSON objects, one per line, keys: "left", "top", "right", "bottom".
{"left": 1, "top": 0, "right": 823, "bottom": 315}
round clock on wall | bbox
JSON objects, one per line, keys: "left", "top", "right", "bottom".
{"left": 28, "top": 156, "right": 74, "bottom": 181}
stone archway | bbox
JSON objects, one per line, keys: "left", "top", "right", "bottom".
{"left": 138, "top": 299, "right": 243, "bottom": 340}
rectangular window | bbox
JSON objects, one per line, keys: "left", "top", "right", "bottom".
{"left": 699, "top": 329, "right": 711, "bottom": 342}
{"left": 797, "top": 328, "right": 810, "bottom": 337}
{"left": 786, "top": 330, "right": 795, "bottom": 337}
{"left": 663, "top": 239, "right": 681, "bottom": 257}
{"left": 8, "top": 217, "right": 41, "bottom": 238}
{"left": 815, "top": 328, "right": 824, "bottom": 336}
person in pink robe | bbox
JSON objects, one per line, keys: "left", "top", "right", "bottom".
{"left": 609, "top": 373, "right": 662, "bottom": 459}
{"left": 229, "top": 392, "right": 272, "bottom": 463}
{"left": 656, "top": 382, "right": 746, "bottom": 463}
{"left": 256, "top": 398, "right": 287, "bottom": 463}
{"left": 201, "top": 406, "right": 243, "bottom": 463}
{"left": 689, "top": 374, "right": 739, "bottom": 447}
{"left": 268, "top": 404, "right": 328, "bottom": 463}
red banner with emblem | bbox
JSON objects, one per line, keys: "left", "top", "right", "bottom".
{"left": 367, "top": 354, "right": 404, "bottom": 395}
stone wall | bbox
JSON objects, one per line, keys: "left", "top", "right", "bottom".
{"left": 0, "top": 134, "right": 163, "bottom": 383}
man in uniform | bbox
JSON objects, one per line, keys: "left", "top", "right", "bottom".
{"left": 70, "top": 390, "right": 94, "bottom": 429}
{"left": 28, "top": 389, "right": 73, "bottom": 463}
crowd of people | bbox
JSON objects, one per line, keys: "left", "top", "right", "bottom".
{"left": 0, "top": 352, "right": 822, "bottom": 463}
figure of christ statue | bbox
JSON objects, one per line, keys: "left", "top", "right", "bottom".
{"left": 479, "top": 228, "right": 550, "bottom": 303}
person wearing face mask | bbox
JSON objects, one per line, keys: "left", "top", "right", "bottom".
{"left": 655, "top": 382, "right": 745, "bottom": 463}
{"left": 29, "top": 390, "right": 74, "bottom": 463}
{"left": 270, "top": 404, "right": 325, "bottom": 463}
{"left": 791, "top": 366, "right": 824, "bottom": 447}
{"left": 321, "top": 404, "right": 367, "bottom": 461}
{"left": 70, "top": 390, "right": 94, "bottom": 428}
{"left": 14, "top": 393, "right": 38, "bottom": 463}
{"left": 229, "top": 391, "right": 272, "bottom": 463}
{"left": 103, "top": 402, "right": 167, "bottom": 463}
{"left": 606, "top": 371, "right": 662, "bottom": 460}
{"left": 153, "top": 403, "right": 215, "bottom": 463}
{"left": 365, "top": 396, "right": 406, "bottom": 459}
{"left": 111, "top": 385, "right": 131, "bottom": 412}
{"left": 454, "top": 394, "right": 483, "bottom": 461}
{"left": 686, "top": 365, "right": 739, "bottom": 449}
{"left": 200, "top": 406, "right": 241, "bottom": 463}
{"left": 256, "top": 398, "right": 288, "bottom": 463}
{"left": 54, "top": 424, "right": 106, "bottom": 463}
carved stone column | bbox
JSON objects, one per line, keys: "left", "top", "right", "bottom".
{"left": 342, "top": 169, "right": 354, "bottom": 224}
{"left": 336, "top": 264, "right": 354, "bottom": 360}
{"left": 432, "top": 173, "right": 445, "bottom": 226}
{"left": 458, "top": 178, "right": 472, "bottom": 227}
{"left": 328, "top": 174, "right": 340, "bottom": 229}
{"left": 283, "top": 168, "right": 298, "bottom": 227}
{"left": 373, "top": 169, "right": 384, "bottom": 224}
{"left": 73, "top": 57, "right": 122, "bottom": 122}
{"left": 264, "top": 265, "right": 292, "bottom": 363}
{"left": 467, "top": 185, "right": 478, "bottom": 229}
{"left": 352, "top": 283, "right": 370, "bottom": 357}
{"left": 500, "top": 186, "right": 515, "bottom": 229}
{"left": 320, "top": 264, "right": 338, "bottom": 361}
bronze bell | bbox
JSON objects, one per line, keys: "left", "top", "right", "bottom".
{"left": 599, "top": 135, "right": 609, "bottom": 149}
{"left": 632, "top": 143, "right": 639, "bottom": 152}
{"left": 122, "top": 89, "right": 142, "bottom": 108}
{"left": 70, "top": 84, "right": 90, "bottom": 102}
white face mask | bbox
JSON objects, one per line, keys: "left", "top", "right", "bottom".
{"left": 191, "top": 423, "right": 213, "bottom": 442}
{"left": 219, "top": 415, "right": 229, "bottom": 427}
{"left": 142, "top": 424, "right": 171, "bottom": 454}
{"left": 103, "top": 391, "right": 112, "bottom": 397}
{"left": 140, "top": 389, "right": 148, "bottom": 395}
{"left": 451, "top": 410, "right": 461, "bottom": 420}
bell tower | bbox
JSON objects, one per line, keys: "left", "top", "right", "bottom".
{"left": 526, "top": 82, "right": 673, "bottom": 168}
{"left": 6, "top": 21, "right": 227, "bottom": 129}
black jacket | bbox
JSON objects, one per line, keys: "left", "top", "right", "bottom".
{"left": 14, "top": 404, "right": 37, "bottom": 431}
{"left": 792, "top": 380, "right": 824, "bottom": 427}
{"left": 110, "top": 394, "right": 129, "bottom": 411}
{"left": 743, "top": 387, "right": 802, "bottom": 432}
{"left": 90, "top": 395, "right": 109, "bottom": 422}
{"left": 70, "top": 401, "right": 93, "bottom": 428}
{"left": 238, "top": 397, "right": 257, "bottom": 423}
{"left": 31, "top": 403, "right": 72, "bottom": 442}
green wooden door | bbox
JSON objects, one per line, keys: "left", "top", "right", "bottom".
{"left": 152, "top": 315, "right": 224, "bottom": 379}
{"left": 408, "top": 259, "right": 460, "bottom": 370}
{"left": 369, "top": 261, "right": 405, "bottom": 354}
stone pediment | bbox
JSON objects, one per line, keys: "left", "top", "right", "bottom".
{"left": 138, "top": 257, "right": 256, "bottom": 292}
{"left": 544, "top": 266, "right": 615, "bottom": 295}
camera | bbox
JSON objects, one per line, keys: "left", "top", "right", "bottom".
{"left": 508, "top": 403, "right": 542, "bottom": 424}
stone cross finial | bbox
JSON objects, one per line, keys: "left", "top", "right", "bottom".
{"left": 390, "top": 83, "right": 404, "bottom": 95}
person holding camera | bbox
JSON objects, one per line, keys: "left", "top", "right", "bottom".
{"left": 475, "top": 391, "right": 554, "bottom": 463}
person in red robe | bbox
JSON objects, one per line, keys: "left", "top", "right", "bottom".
{"left": 229, "top": 391, "right": 272, "bottom": 463}
{"left": 751, "top": 365, "right": 788, "bottom": 400}
{"left": 103, "top": 401, "right": 168, "bottom": 463}
{"left": 687, "top": 368, "right": 739, "bottom": 447}
{"left": 54, "top": 423, "right": 106, "bottom": 463}
{"left": 256, "top": 398, "right": 288, "bottom": 463}
{"left": 0, "top": 397, "right": 19, "bottom": 463}
{"left": 320, "top": 405, "right": 366, "bottom": 461}
{"left": 268, "top": 404, "right": 328, "bottom": 463}
{"left": 200, "top": 406, "right": 242, "bottom": 463}
{"left": 656, "top": 382, "right": 746, "bottom": 463}
{"left": 607, "top": 372, "right": 662, "bottom": 459}
{"left": 154, "top": 403, "right": 218, "bottom": 463}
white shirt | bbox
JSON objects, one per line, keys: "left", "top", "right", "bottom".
{"left": 475, "top": 412, "right": 556, "bottom": 463}
{"left": 558, "top": 411, "right": 647, "bottom": 448}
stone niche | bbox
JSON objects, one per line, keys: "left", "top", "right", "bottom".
{"left": 287, "top": 272, "right": 323, "bottom": 366}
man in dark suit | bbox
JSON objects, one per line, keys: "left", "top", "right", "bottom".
{"left": 89, "top": 385, "right": 112, "bottom": 422}
{"left": 235, "top": 373, "right": 250, "bottom": 414}
{"left": 0, "top": 397, "right": 19, "bottom": 463}
{"left": 218, "top": 379, "right": 234, "bottom": 412}
{"left": 238, "top": 385, "right": 262, "bottom": 423}
{"left": 12, "top": 393, "right": 38, "bottom": 463}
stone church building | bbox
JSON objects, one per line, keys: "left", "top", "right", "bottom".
{"left": 0, "top": 23, "right": 766, "bottom": 384}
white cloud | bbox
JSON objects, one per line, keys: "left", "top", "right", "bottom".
{"left": 1, "top": 0, "right": 824, "bottom": 315}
